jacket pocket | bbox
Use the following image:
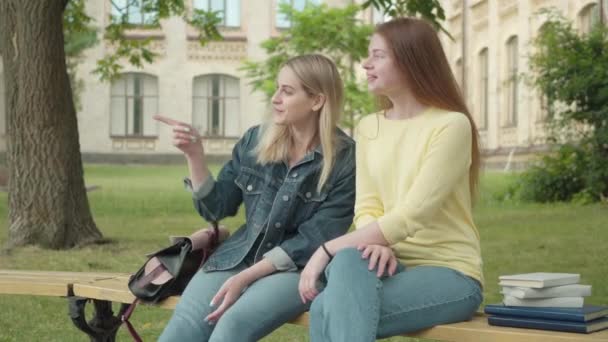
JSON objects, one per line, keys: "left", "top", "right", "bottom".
{"left": 234, "top": 168, "right": 264, "bottom": 195}
{"left": 295, "top": 190, "right": 328, "bottom": 222}
{"left": 234, "top": 168, "right": 266, "bottom": 223}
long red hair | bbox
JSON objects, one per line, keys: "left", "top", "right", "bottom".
{"left": 375, "top": 17, "right": 481, "bottom": 198}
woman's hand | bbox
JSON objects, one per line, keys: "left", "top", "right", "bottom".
{"left": 298, "top": 248, "right": 330, "bottom": 304}
{"left": 358, "top": 244, "right": 398, "bottom": 277}
{"left": 205, "top": 272, "right": 254, "bottom": 323}
{"left": 153, "top": 115, "right": 203, "bottom": 158}
{"left": 154, "top": 114, "right": 209, "bottom": 189}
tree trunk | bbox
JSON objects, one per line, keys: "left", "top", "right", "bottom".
{"left": 0, "top": 0, "right": 103, "bottom": 249}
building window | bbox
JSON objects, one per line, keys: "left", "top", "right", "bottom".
{"left": 478, "top": 48, "right": 489, "bottom": 130}
{"left": 579, "top": 3, "right": 600, "bottom": 35}
{"left": 193, "top": 74, "right": 240, "bottom": 137}
{"left": 110, "top": 73, "right": 159, "bottom": 137}
{"left": 505, "top": 36, "right": 518, "bottom": 127}
{"left": 276, "top": 0, "right": 320, "bottom": 29}
{"left": 110, "top": 0, "right": 158, "bottom": 25}
{"left": 193, "top": 0, "right": 241, "bottom": 28}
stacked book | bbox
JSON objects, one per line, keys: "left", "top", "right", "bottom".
{"left": 485, "top": 272, "right": 608, "bottom": 334}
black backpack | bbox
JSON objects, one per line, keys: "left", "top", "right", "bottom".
{"left": 122, "top": 222, "right": 221, "bottom": 341}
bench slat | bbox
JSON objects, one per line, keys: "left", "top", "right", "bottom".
{"left": 72, "top": 278, "right": 180, "bottom": 309}
{"left": 0, "top": 270, "right": 129, "bottom": 279}
{"left": 0, "top": 279, "right": 68, "bottom": 297}
{"left": 68, "top": 273, "right": 608, "bottom": 341}
{"left": 2, "top": 270, "right": 608, "bottom": 341}
{"left": 0, "top": 270, "right": 130, "bottom": 297}
{"left": 413, "top": 314, "right": 608, "bottom": 341}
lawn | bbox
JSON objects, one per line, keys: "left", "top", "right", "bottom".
{"left": 0, "top": 164, "right": 606, "bottom": 341}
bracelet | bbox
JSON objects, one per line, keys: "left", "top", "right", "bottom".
{"left": 321, "top": 243, "right": 333, "bottom": 260}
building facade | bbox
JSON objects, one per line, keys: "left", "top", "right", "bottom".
{"left": 0, "top": 0, "right": 603, "bottom": 166}
{"left": 75, "top": 0, "right": 332, "bottom": 161}
{"left": 440, "top": 0, "right": 602, "bottom": 168}
{"left": 73, "top": 0, "right": 361, "bottom": 162}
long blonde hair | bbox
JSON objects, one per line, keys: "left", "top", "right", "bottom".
{"left": 256, "top": 54, "right": 344, "bottom": 192}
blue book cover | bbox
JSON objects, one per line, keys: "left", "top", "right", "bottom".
{"left": 484, "top": 304, "right": 608, "bottom": 323}
{"left": 488, "top": 315, "right": 608, "bottom": 334}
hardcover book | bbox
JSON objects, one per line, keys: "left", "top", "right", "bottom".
{"left": 488, "top": 315, "right": 608, "bottom": 334}
{"left": 503, "top": 295, "right": 584, "bottom": 308}
{"left": 498, "top": 273, "right": 580, "bottom": 288}
{"left": 484, "top": 304, "right": 608, "bottom": 323}
{"left": 501, "top": 284, "right": 591, "bottom": 299}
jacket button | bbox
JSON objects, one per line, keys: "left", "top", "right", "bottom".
{"left": 305, "top": 192, "right": 312, "bottom": 199}
{"left": 291, "top": 172, "right": 298, "bottom": 178}
{"left": 266, "top": 242, "right": 274, "bottom": 248}
{"left": 282, "top": 195, "right": 289, "bottom": 201}
{"left": 275, "top": 222, "right": 282, "bottom": 228}
{"left": 247, "top": 184, "right": 253, "bottom": 191}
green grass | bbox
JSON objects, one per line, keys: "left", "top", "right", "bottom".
{"left": 0, "top": 165, "right": 607, "bottom": 341}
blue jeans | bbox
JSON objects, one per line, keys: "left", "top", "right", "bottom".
{"left": 159, "top": 263, "right": 309, "bottom": 341}
{"left": 310, "top": 248, "right": 483, "bottom": 341}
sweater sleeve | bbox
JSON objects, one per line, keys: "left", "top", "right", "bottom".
{"left": 377, "top": 114, "right": 473, "bottom": 244}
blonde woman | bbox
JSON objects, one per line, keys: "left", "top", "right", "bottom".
{"left": 156, "top": 54, "right": 355, "bottom": 341}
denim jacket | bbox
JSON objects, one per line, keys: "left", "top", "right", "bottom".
{"left": 186, "top": 125, "right": 355, "bottom": 272}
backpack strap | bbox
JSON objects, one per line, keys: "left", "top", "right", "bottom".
{"left": 197, "top": 221, "right": 220, "bottom": 269}
{"left": 134, "top": 261, "right": 170, "bottom": 288}
{"left": 121, "top": 299, "right": 143, "bottom": 342}
{"left": 210, "top": 221, "right": 220, "bottom": 248}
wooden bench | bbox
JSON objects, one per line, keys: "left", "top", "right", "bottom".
{"left": 1, "top": 270, "right": 608, "bottom": 342}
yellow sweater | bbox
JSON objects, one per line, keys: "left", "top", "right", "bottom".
{"left": 354, "top": 108, "right": 483, "bottom": 285}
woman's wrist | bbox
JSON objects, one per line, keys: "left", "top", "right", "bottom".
{"left": 325, "top": 240, "right": 339, "bottom": 256}
{"left": 185, "top": 147, "right": 205, "bottom": 164}
{"left": 320, "top": 243, "right": 333, "bottom": 260}
{"left": 240, "top": 258, "right": 277, "bottom": 283}
{"left": 239, "top": 267, "right": 261, "bottom": 284}
{"left": 186, "top": 153, "right": 210, "bottom": 189}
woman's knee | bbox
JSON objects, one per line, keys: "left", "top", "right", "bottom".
{"left": 162, "top": 290, "right": 215, "bottom": 338}
{"left": 160, "top": 304, "right": 214, "bottom": 341}
{"left": 162, "top": 270, "right": 228, "bottom": 339}
{"left": 174, "top": 279, "right": 215, "bottom": 318}
{"left": 323, "top": 248, "right": 371, "bottom": 284}
{"left": 172, "top": 293, "right": 212, "bottom": 322}
{"left": 209, "top": 309, "right": 259, "bottom": 342}
{"left": 328, "top": 247, "right": 368, "bottom": 273}
{"left": 331, "top": 247, "right": 364, "bottom": 266}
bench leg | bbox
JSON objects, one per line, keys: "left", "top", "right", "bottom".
{"left": 68, "top": 297, "right": 130, "bottom": 342}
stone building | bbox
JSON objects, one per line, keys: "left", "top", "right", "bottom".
{"left": 0, "top": 0, "right": 603, "bottom": 167}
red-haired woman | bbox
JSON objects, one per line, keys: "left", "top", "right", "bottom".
{"left": 299, "top": 18, "right": 484, "bottom": 341}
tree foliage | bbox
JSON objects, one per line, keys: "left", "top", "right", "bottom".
{"left": 241, "top": 1, "right": 448, "bottom": 128}
{"left": 362, "top": 0, "right": 448, "bottom": 36}
{"left": 522, "top": 10, "right": 608, "bottom": 203}
{"left": 94, "top": 0, "right": 222, "bottom": 81}
{"left": 62, "top": 0, "right": 447, "bottom": 83}
{"left": 241, "top": 4, "right": 376, "bottom": 128}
